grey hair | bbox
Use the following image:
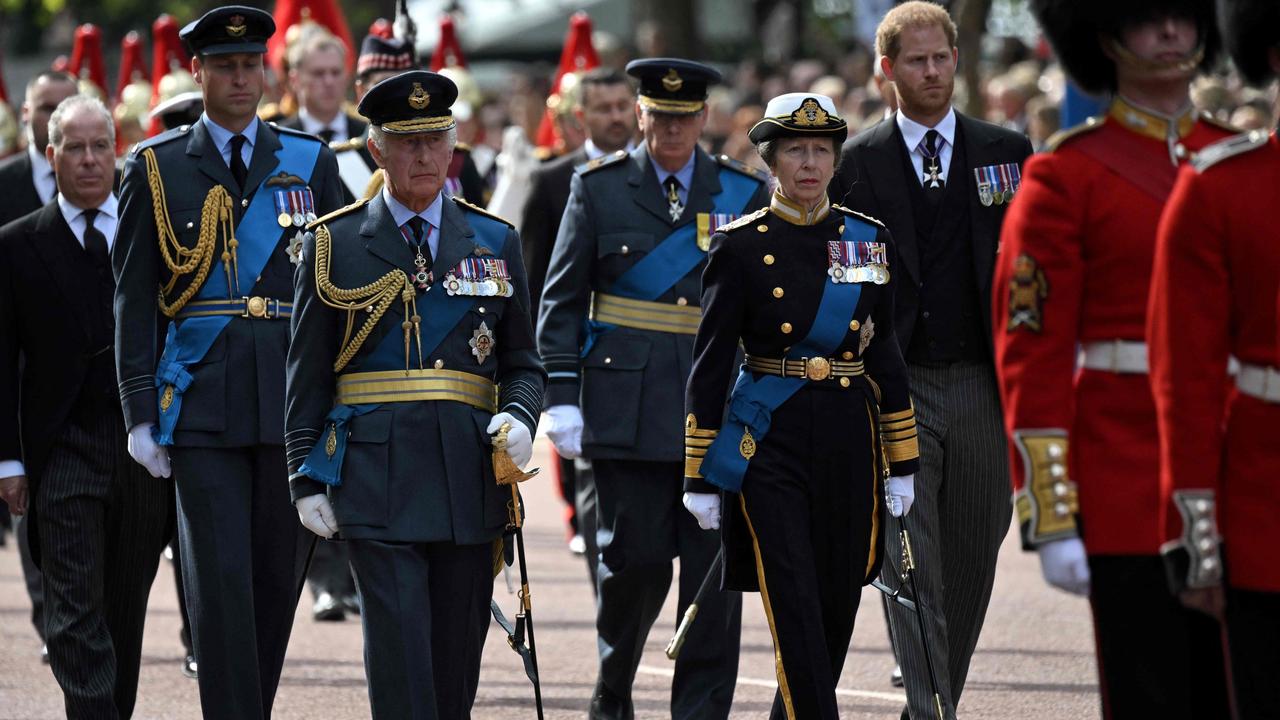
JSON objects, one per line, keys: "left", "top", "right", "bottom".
{"left": 368, "top": 124, "right": 458, "bottom": 154}
{"left": 756, "top": 136, "right": 841, "bottom": 170}
{"left": 48, "top": 94, "right": 115, "bottom": 149}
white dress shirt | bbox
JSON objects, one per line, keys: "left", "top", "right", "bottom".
{"left": 29, "top": 144, "right": 56, "bottom": 204}
{"left": 299, "top": 108, "right": 348, "bottom": 143}
{"left": 896, "top": 107, "right": 957, "bottom": 186}
{"left": 383, "top": 188, "right": 444, "bottom": 261}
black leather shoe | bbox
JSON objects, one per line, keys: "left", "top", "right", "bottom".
{"left": 182, "top": 655, "right": 198, "bottom": 679}
{"left": 312, "top": 592, "right": 346, "bottom": 622}
{"left": 341, "top": 594, "right": 361, "bottom": 616}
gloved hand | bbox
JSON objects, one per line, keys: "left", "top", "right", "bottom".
{"left": 296, "top": 494, "right": 338, "bottom": 539}
{"left": 128, "top": 423, "right": 171, "bottom": 479}
{"left": 544, "top": 404, "right": 583, "bottom": 459}
{"left": 682, "top": 491, "right": 721, "bottom": 530}
{"left": 886, "top": 474, "right": 915, "bottom": 518}
{"left": 1038, "top": 537, "right": 1090, "bottom": 596}
{"left": 487, "top": 412, "right": 533, "bottom": 468}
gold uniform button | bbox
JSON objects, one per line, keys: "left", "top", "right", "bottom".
{"left": 676, "top": 297, "right": 689, "bottom": 306}
{"left": 780, "top": 322, "right": 793, "bottom": 334}
{"left": 849, "top": 319, "right": 860, "bottom": 331}
{"left": 772, "top": 287, "right": 784, "bottom": 298}
{"left": 842, "top": 351, "right": 854, "bottom": 360}
{"left": 756, "top": 224, "right": 768, "bottom": 233}
{"left": 837, "top": 225, "right": 844, "bottom": 235}
{"left": 840, "top": 377, "right": 851, "bottom": 388}
{"left": 763, "top": 254, "right": 775, "bottom": 265}
{"left": 433, "top": 359, "right": 444, "bottom": 369}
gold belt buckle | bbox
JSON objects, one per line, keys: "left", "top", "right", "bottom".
{"left": 243, "top": 296, "right": 269, "bottom": 319}
{"left": 804, "top": 356, "right": 832, "bottom": 381}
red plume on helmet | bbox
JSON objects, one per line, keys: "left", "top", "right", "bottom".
{"left": 115, "top": 32, "right": 150, "bottom": 103}
{"left": 535, "top": 12, "right": 600, "bottom": 149}
{"left": 267, "top": 0, "right": 356, "bottom": 77}
{"left": 150, "top": 15, "right": 189, "bottom": 106}
{"left": 369, "top": 18, "right": 394, "bottom": 40}
{"left": 68, "top": 24, "right": 108, "bottom": 100}
{"left": 429, "top": 15, "right": 467, "bottom": 71}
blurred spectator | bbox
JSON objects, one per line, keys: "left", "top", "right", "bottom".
{"left": 1026, "top": 95, "right": 1061, "bottom": 151}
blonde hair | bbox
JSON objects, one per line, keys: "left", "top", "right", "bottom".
{"left": 875, "top": 1, "right": 957, "bottom": 61}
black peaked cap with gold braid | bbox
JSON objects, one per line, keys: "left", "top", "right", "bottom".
{"left": 625, "top": 58, "right": 722, "bottom": 115}
{"left": 180, "top": 5, "right": 274, "bottom": 57}
{"left": 358, "top": 70, "right": 458, "bottom": 135}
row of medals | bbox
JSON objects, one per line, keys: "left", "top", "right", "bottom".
{"left": 411, "top": 251, "right": 514, "bottom": 298}
{"left": 279, "top": 211, "right": 318, "bottom": 228}
{"left": 828, "top": 263, "right": 890, "bottom": 285}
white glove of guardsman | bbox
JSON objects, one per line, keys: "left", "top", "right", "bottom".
{"left": 544, "top": 404, "right": 584, "bottom": 459}
{"left": 487, "top": 412, "right": 533, "bottom": 468}
{"left": 1038, "top": 537, "right": 1091, "bottom": 596}
{"left": 296, "top": 494, "right": 339, "bottom": 539}
{"left": 683, "top": 492, "right": 722, "bottom": 530}
{"left": 886, "top": 474, "right": 915, "bottom": 517}
{"left": 127, "top": 422, "right": 172, "bottom": 479}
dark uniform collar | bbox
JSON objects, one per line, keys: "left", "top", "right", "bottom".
{"left": 769, "top": 190, "right": 830, "bottom": 226}
{"left": 1109, "top": 95, "right": 1197, "bottom": 142}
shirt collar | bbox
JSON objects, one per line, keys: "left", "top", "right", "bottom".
{"left": 299, "top": 108, "right": 345, "bottom": 137}
{"left": 648, "top": 148, "right": 697, "bottom": 189}
{"left": 202, "top": 113, "right": 259, "bottom": 154}
{"left": 584, "top": 138, "right": 637, "bottom": 161}
{"left": 769, "top": 189, "right": 830, "bottom": 226}
{"left": 1109, "top": 95, "right": 1197, "bottom": 142}
{"left": 28, "top": 144, "right": 53, "bottom": 178}
{"left": 382, "top": 187, "right": 443, "bottom": 231}
{"left": 896, "top": 107, "right": 956, "bottom": 153}
{"left": 57, "top": 192, "right": 118, "bottom": 223}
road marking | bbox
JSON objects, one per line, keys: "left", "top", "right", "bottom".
{"left": 636, "top": 665, "right": 906, "bottom": 703}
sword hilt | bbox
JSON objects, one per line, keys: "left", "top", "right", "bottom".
{"left": 665, "top": 603, "right": 699, "bottom": 660}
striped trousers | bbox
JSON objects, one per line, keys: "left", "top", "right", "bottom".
{"left": 882, "top": 363, "right": 1011, "bottom": 720}
{"left": 37, "top": 412, "right": 174, "bottom": 719}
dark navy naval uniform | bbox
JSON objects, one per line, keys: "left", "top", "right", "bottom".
{"left": 112, "top": 10, "right": 344, "bottom": 719}
{"left": 285, "top": 69, "right": 545, "bottom": 720}
{"left": 685, "top": 193, "right": 920, "bottom": 719}
{"left": 537, "top": 129, "right": 770, "bottom": 718}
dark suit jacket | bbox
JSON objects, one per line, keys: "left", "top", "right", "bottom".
{"left": 520, "top": 146, "right": 588, "bottom": 308}
{"left": 537, "top": 145, "right": 770, "bottom": 462}
{"left": 113, "top": 119, "right": 344, "bottom": 447}
{"left": 276, "top": 112, "right": 369, "bottom": 146}
{"left": 0, "top": 201, "right": 120, "bottom": 562}
{"left": 831, "top": 112, "right": 1032, "bottom": 356}
{"left": 0, "top": 152, "right": 45, "bottom": 228}
{"left": 285, "top": 195, "right": 546, "bottom": 544}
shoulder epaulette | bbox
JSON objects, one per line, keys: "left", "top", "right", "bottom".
{"left": 272, "top": 123, "right": 324, "bottom": 143}
{"left": 717, "top": 206, "right": 770, "bottom": 233}
{"left": 455, "top": 142, "right": 472, "bottom": 153}
{"left": 578, "top": 149, "right": 629, "bottom": 175}
{"left": 832, "top": 205, "right": 886, "bottom": 229}
{"left": 257, "top": 103, "right": 283, "bottom": 122}
{"left": 130, "top": 124, "right": 191, "bottom": 155}
{"left": 1193, "top": 130, "right": 1270, "bottom": 173}
{"left": 307, "top": 197, "right": 370, "bottom": 230}
{"left": 1199, "top": 112, "right": 1240, "bottom": 135}
{"left": 716, "top": 154, "right": 770, "bottom": 183}
{"left": 451, "top": 196, "right": 514, "bottom": 228}
{"left": 331, "top": 137, "right": 364, "bottom": 153}
{"left": 533, "top": 146, "right": 555, "bottom": 162}
{"left": 1045, "top": 115, "right": 1105, "bottom": 152}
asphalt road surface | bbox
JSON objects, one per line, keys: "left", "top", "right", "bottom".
{"left": 0, "top": 437, "right": 1100, "bottom": 718}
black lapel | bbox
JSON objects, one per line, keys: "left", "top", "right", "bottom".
{"left": 359, "top": 193, "right": 410, "bottom": 273}
{"left": 433, "top": 198, "right": 478, "bottom": 280}
{"left": 18, "top": 154, "right": 42, "bottom": 210}
{"left": 243, "top": 122, "right": 284, "bottom": 196}
{"left": 626, "top": 146, "right": 676, "bottom": 226}
{"left": 680, "top": 149, "right": 721, "bottom": 223}
{"left": 863, "top": 119, "right": 921, "bottom": 284}
{"left": 957, "top": 113, "right": 1001, "bottom": 291}
{"left": 187, "top": 121, "right": 238, "bottom": 192}
{"left": 29, "top": 203, "right": 95, "bottom": 339}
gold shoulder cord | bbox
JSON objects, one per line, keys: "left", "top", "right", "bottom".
{"left": 144, "top": 148, "right": 239, "bottom": 317}
{"left": 312, "top": 224, "right": 421, "bottom": 373}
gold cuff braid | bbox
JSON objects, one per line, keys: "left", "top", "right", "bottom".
{"left": 685, "top": 414, "right": 718, "bottom": 479}
{"left": 879, "top": 405, "right": 919, "bottom": 464}
{"left": 1012, "top": 431, "right": 1079, "bottom": 543}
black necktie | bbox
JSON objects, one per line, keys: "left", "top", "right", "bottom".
{"left": 230, "top": 134, "right": 249, "bottom": 191}
{"left": 82, "top": 208, "right": 109, "bottom": 268}
{"left": 319, "top": 128, "right": 336, "bottom": 145}
{"left": 920, "top": 129, "right": 945, "bottom": 191}
{"left": 664, "top": 175, "right": 684, "bottom": 222}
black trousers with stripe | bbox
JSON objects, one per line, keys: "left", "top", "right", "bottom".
{"left": 736, "top": 384, "right": 881, "bottom": 720}
{"left": 37, "top": 412, "right": 173, "bottom": 719}
{"left": 171, "top": 445, "right": 314, "bottom": 720}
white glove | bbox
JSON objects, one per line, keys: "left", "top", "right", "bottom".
{"left": 682, "top": 491, "right": 721, "bottom": 530}
{"left": 487, "top": 412, "right": 533, "bottom": 468}
{"left": 1038, "top": 537, "right": 1090, "bottom": 596}
{"left": 544, "top": 404, "right": 583, "bottom": 459}
{"left": 886, "top": 474, "right": 915, "bottom": 518}
{"left": 296, "top": 494, "right": 338, "bottom": 539}
{"left": 128, "top": 423, "right": 171, "bottom": 479}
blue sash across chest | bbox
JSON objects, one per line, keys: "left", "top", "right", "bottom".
{"left": 699, "top": 218, "right": 875, "bottom": 492}
{"left": 153, "top": 133, "right": 320, "bottom": 445}
{"left": 298, "top": 207, "right": 510, "bottom": 486}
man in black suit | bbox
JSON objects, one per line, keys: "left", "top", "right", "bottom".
{"left": 0, "top": 94, "right": 173, "bottom": 720}
{"left": 520, "top": 66, "right": 636, "bottom": 581}
{"left": 0, "top": 71, "right": 77, "bottom": 227}
{"left": 113, "top": 7, "right": 343, "bottom": 718}
{"left": 829, "top": 3, "right": 1031, "bottom": 718}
